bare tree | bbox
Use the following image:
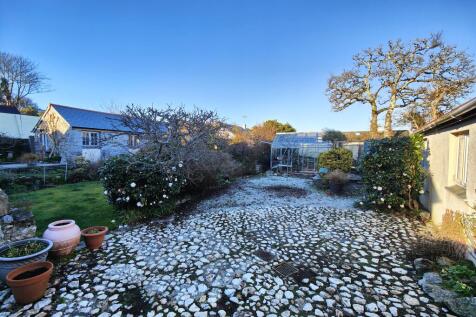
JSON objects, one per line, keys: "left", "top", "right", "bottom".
{"left": 37, "top": 112, "right": 67, "bottom": 158}
{"left": 327, "top": 34, "right": 476, "bottom": 137}
{"left": 0, "top": 51, "right": 48, "bottom": 109}
{"left": 120, "top": 105, "right": 229, "bottom": 185}
{"left": 398, "top": 43, "right": 476, "bottom": 128}
{"left": 327, "top": 49, "right": 388, "bottom": 138}
{"left": 121, "top": 105, "right": 226, "bottom": 156}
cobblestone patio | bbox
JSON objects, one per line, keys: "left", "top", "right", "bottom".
{"left": 0, "top": 176, "right": 457, "bottom": 316}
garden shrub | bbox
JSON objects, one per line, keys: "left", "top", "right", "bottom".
{"left": 441, "top": 262, "right": 476, "bottom": 296}
{"left": 68, "top": 157, "right": 101, "bottom": 183}
{"left": 100, "top": 155, "right": 185, "bottom": 214}
{"left": 18, "top": 153, "right": 39, "bottom": 164}
{"left": 318, "top": 148, "right": 353, "bottom": 172}
{"left": 360, "top": 134, "right": 425, "bottom": 212}
{"left": 182, "top": 151, "right": 241, "bottom": 193}
{"left": 227, "top": 143, "right": 258, "bottom": 175}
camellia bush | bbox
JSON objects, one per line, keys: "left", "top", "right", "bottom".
{"left": 100, "top": 154, "right": 185, "bottom": 213}
{"left": 360, "top": 134, "right": 425, "bottom": 212}
{"left": 318, "top": 147, "right": 353, "bottom": 172}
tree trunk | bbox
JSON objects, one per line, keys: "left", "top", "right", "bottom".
{"left": 383, "top": 110, "right": 394, "bottom": 137}
{"left": 370, "top": 104, "right": 379, "bottom": 138}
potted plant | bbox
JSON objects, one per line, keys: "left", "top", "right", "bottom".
{"left": 0, "top": 238, "right": 53, "bottom": 281}
{"left": 6, "top": 261, "right": 53, "bottom": 304}
{"left": 43, "top": 219, "right": 81, "bottom": 256}
{"left": 324, "top": 169, "right": 349, "bottom": 194}
{"left": 81, "top": 226, "right": 108, "bottom": 250}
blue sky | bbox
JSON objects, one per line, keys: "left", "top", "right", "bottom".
{"left": 1, "top": 0, "right": 475, "bottom": 131}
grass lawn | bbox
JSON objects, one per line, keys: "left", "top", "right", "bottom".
{"left": 10, "top": 181, "right": 118, "bottom": 235}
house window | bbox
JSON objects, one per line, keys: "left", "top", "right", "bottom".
{"left": 454, "top": 133, "right": 469, "bottom": 187}
{"left": 82, "top": 131, "right": 99, "bottom": 147}
{"left": 128, "top": 135, "right": 140, "bottom": 147}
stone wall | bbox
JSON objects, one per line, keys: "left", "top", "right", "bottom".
{"left": 0, "top": 189, "right": 36, "bottom": 244}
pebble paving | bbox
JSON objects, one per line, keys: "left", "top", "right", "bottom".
{"left": 0, "top": 176, "right": 457, "bottom": 316}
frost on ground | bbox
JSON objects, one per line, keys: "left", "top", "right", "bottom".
{"left": 0, "top": 176, "right": 453, "bottom": 317}
{"left": 198, "top": 175, "right": 355, "bottom": 212}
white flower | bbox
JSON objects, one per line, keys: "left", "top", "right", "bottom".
{"left": 400, "top": 204, "right": 404, "bottom": 208}
{"left": 419, "top": 189, "right": 424, "bottom": 194}
{"left": 130, "top": 182, "right": 136, "bottom": 188}
{"left": 407, "top": 184, "right": 412, "bottom": 188}
{"left": 103, "top": 190, "right": 108, "bottom": 195}
{"left": 136, "top": 201, "right": 143, "bottom": 207}
{"left": 168, "top": 183, "right": 173, "bottom": 187}
{"left": 403, "top": 173, "right": 407, "bottom": 176}
{"left": 387, "top": 205, "right": 391, "bottom": 209}
{"left": 380, "top": 197, "right": 385, "bottom": 202}
{"left": 172, "top": 166, "right": 176, "bottom": 171}
{"left": 377, "top": 186, "right": 382, "bottom": 191}
{"left": 111, "top": 219, "right": 116, "bottom": 223}
{"left": 178, "top": 163, "right": 183, "bottom": 168}
{"left": 359, "top": 202, "right": 363, "bottom": 205}
{"left": 163, "top": 194, "right": 167, "bottom": 198}
{"left": 126, "top": 196, "right": 130, "bottom": 202}
{"left": 159, "top": 200, "right": 163, "bottom": 204}
{"left": 373, "top": 186, "right": 377, "bottom": 189}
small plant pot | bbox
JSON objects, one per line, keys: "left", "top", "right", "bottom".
{"left": 6, "top": 261, "right": 53, "bottom": 304}
{"left": 43, "top": 219, "right": 81, "bottom": 256}
{"left": 0, "top": 238, "right": 53, "bottom": 281}
{"left": 81, "top": 226, "right": 108, "bottom": 251}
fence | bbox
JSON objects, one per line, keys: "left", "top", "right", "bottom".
{"left": 0, "top": 162, "right": 68, "bottom": 193}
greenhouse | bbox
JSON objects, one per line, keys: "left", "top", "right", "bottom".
{"left": 270, "top": 132, "right": 332, "bottom": 174}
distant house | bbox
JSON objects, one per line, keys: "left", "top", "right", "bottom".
{"left": 0, "top": 105, "right": 40, "bottom": 160}
{"left": 341, "top": 130, "right": 409, "bottom": 160}
{"left": 0, "top": 105, "right": 39, "bottom": 140}
{"left": 33, "top": 104, "right": 140, "bottom": 162}
{"left": 418, "top": 97, "right": 476, "bottom": 225}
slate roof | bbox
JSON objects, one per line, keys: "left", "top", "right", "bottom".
{"left": 272, "top": 132, "right": 324, "bottom": 148}
{"left": 50, "top": 104, "right": 132, "bottom": 132}
{"left": 0, "top": 105, "right": 20, "bottom": 115}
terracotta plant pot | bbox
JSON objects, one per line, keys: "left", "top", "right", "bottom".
{"left": 43, "top": 220, "right": 81, "bottom": 256}
{"left": 81, "top": 226, "right": 108, "bottom": 250}
{"left": 0, "top": 238, "right": 53, "bottom": 281}
{"left": 6, "top": 261, "right": 53, "bottom": 304}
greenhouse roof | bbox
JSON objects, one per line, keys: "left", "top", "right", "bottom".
{"left": 271, "top": 132, "right": 322, "bottom": 148}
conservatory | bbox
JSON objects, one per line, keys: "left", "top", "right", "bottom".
{"left": 270, "top": 132, "right": 332, "bottom": 174}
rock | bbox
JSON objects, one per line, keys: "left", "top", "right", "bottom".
{"left": 414, "top": 258, "right": 434, "bottom": 274}
{"left": 34, "top": 298, "right": 51, "bottom": 310}
{"left": 0, "top": 190, "right": 8, "bottom": 216}
{"left": 419, "top": 272, "right": 443, "bottom": 285}
{"left": 391, "top": 267, "right": 407, "bottom": 275}
{"left": 446, "top": 297, "right": 476, "bottom": 317}
{"left": 403, "top": 294, "right": 419, "bottom": 306}
{"left": 284, "top": 291, "right": 294, "bottom": 299}
{"left": 353, "top": 304, "right": 364, "bottom": 314}
{"left": 365, "top": 302, "right": 378, "bottom": 312}
{"left": 2, "top": 215, "right": 13, "bottom": 224}
{"left": 302, "top": 303, "right": 312, "bottom": 311}
{"left": 421, "top": 282, "right": 458, "bottom": 303}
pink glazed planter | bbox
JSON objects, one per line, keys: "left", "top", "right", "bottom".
{"left": 42, "top": 220, "right": 81, "bottom": 256}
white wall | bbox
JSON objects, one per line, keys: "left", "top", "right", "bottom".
{"left": 422, "top": 118, "right": 476, "bottom": 225}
